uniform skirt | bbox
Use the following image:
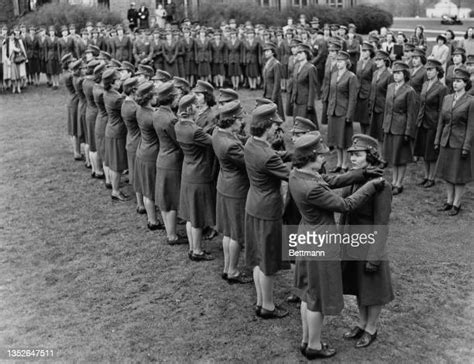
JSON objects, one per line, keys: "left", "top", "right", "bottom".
{"left": 28, "top": 57, "right": 40, "bottom": 75}
{"left": 354, "top": 97, "right": 370, "bottom": 125}
{"left": 85, "top": 107, "right": 98, "bottom": 152}
{"left": 211, "top": 63, "right": 225, "bottom": 76}
{"left": 127, "top": 150, "right": 136, "bottom": 187}
{"left": 413, "top": 126, "right": 438, "bottom": 162}
{"left": 244, "top": 214, "right": 289, "bottom": 275}
{"left": 46, "top": 59, "right": 60, "bottom": 75}
{"left": 327, "top": 115, "right": 353, "bottom": 149}
{"left": 369, "top": 112, "right": 384, "bottom": 142}
{"left": 197, "top": 62, "right": 211, "bottom": 77}
{"left": 77, "top": 100, "right": 87, "bottom": 144}
{"left": 383, "top": 133, "right": 413, "bottom": 167}
{"left": 95, "top": 113, "right": 108, "bottom": 162}
{"left": 436, "top": 147, "right": 472, "bottom": 184}
{"left": 246, "top": 62, "right": 260, "bottom": 78}
{"left": 184, "top": 59, "right": 196, "bottom": 76}
{"left": 104, "top": 136, "right": 128, "bottom": 173}
{"left": 342, "top": 261, "right": 394, "bottom": 306}
{"left": 67, "top": 97, "right": 79, "bottom": 136}
{"left": 227, "top": 63, "right": 241, "bottom": 77}
{"left": 216, "top": 192, "right": 246, "bottom": 245}
{"left": 295, "top": 259, "right": 344, "bottom": 315}
{"left": 133, "top": 156, "right": 156, "bottom": 199}
{"left": 179, "top": 181, "right": 216, "bottom": 228}
{"left": 155, "top": 168, "right": 181, "bottom": 211}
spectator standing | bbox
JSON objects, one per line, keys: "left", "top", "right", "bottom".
{"left": 137, "top": 3, "right": 150, "bottom": 30}
{"left": 127, "top": 2, "right": 138, "bottom": 32}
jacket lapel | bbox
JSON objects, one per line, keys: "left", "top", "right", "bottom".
{"left": 452, "top": 93, "right": 470, "bottom": 111}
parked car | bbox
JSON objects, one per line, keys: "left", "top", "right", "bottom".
{"left": 441, "top": 15, "right": 463, "bottom": 25}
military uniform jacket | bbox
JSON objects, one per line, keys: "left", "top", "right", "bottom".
{"left": 262, "top": 57, "right": 282, "bottom": 102}
{"left": 23, "top": 34, "right": 35, "bottom": 59}
{"left": 182, "top": 37, "right": 195, "bottom": 62}
{"left": 121, "top": 96, "right": 140, "bottom": 152}
{"left": 135, "top": 105, "right": 159, "bottom": 162}
{"left": 66, "top": 35, "right": 77, "bottom": 59}
{"left": 382, "top": 82, "right": 418, "bottom": 137}
{"left": 133, "top": 38, "right": 152, "bottom": 64}
{"left": 210, "top": 39, "right": 227, "bottom": 64}
{"left": 175, "top": 118, "right": 213, "bottom": 184}
{"left": 45, "top": 36, "right": 60, "bottom": 61}
{"left": 194, "top": 38, "right": 211, "bottom": 63}
{"left": 36, "top": 35, "right": 48, "bottom": 62}
{"left": 311, "top": 39, "right": 328, "bottom": 71}
{"left": 244, "top": 137, "right": 290, "bottom": 221}
{"left": 104, "top": 89, "right": 127, "bottom": 139}
{"left": 153, "top": 105, "right": 183, "bottom": 171}
{"left": 74, "top": 37, "right": 88, "bottom": 59}
{"left": 112, "top": 36, "right": 132, "bottom": 62}
{"left": 445, "top": 64, "right": 466, "bottom": 93}
{"left": 242, "top": 39, "right": 261, "bottom": 65}
{"left": 212, "top": 128, "right": 249, "bottom": 199}
{"left": 277, "top": 39, "right": 290, "bottom": 66}
{"left": 290, "top": 61, "right": 319, "bottom": 106}
{"left": 58, "top": 36, "right": 69, "bottom": 58}
{"left": 416, "top": 80, "right": 448, "bottom": 129}
{"left": 196, "top": 107, "right": 216, "bottom": 135}
{"left": 356, "top": 58, "right": 376, "bottom": 100}
{"left": 321, "top": 58, "right": 336, "bottom": 101}
{"left": 327, "top": 70, "right": 359, "bottom": 119}
{"left": 162, "top": 40, "right": 178, "bottom": 64}
{"left": 226, "top": 39, "right": 243, "bottom": 64}
{"left": 435, "top": 93, "right": 474, "bottom": 151}
{"left": 368, "top": 68, "right": 393, "bottom": 115}
{"left": 409, "top": 66, "right": 427, "bottom": 94}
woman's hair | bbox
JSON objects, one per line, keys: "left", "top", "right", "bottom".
{"left": 202, "top": 92, "right": 217, "bottom": 107}
{"left": 135, "top": 92, "right": 154, "bottom": 106}
{"left": 464, "top": 79, "right": 472, "bottom": 91}
{"left": 383, "top": 58, "right": 391, "bottom": 68}
{"left": 453, "top": 52, "right": 467, "bottom": 63}
{"left": 122, "top": 83, "right": 136, "bottom": 96}
{"left": 436, "top": 66, "right": 445, "bottom": 79}
{"left": 292, "top": 150, "right": 317, "bottom": 169}
{"left": 464, "top": 27, "right": 473, "bottom": 40}
{"left": 250, "top": 118, "right": 274, "bottom": 137}
{"left": 399, "top": 69, "right": 410, "bottom": 82}
{"left": 156, "top": 93, "right": 175, "bottom": 106}
{"left": 93, "top": 72, "right": 103, "bottom": 84}
{"left": 436, "top": 35, "right": 447, "bottom": 44}
{"left": 85, "top": 67, "right": 94, "bottom": 76}
{"left": 103, "top": 76, "right": 116, "bottom": 91}
{"left": 217, "top": 117, "right": 237, "bottom": 129}
{"left": 446, "top": 29, "right": 455, "bottom": 40}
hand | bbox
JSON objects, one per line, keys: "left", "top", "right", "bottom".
{"left": 434, "top": 144, "right": 439, "bottom": 151}
{"left": 461, "top": 150, "right": 469, "bottom": 159}
{"left": 370, "top": 177, "right": 385, "bottom": 191}
{"left": 365, "top": 261, "right": 379, "bottom": 273}
{"left": 363, "top": 167, "right": 384, "bottom": 179}
{"left": 345, "top": 118, "right": 351, "bottom": 124}
{"left": 403, "top": 135, "right": 410, "bottom": 143}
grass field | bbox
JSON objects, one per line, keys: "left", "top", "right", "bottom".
{"left": 0, "top": 84, "right": 473, "bottom": 362}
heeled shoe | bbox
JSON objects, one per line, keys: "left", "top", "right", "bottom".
{"left": 299, "top": 343, "right": 308, "bottom": 356}
{"left": 258, "top": 306, "right": 289, "bottom": 319}
{"left": 423, "top": 180, "right": 435, "bottom": 188}
{"left": 355, "top": 331, "right": 377, "bottom": 348}
{"left": 304, "top": 342, "right": 337, "bottom": 359}
{"left": 437, "top": 203, "right": 453, "bottom": 211}
{"left": 136, "top": 206, "right": 147, "bottom": 214}
{"left": 147, "top": 221, "right": 164, "bottom": 231}
{"left": 417, "top": 178, "right": 428, "bottom": 186}
{"left": 190, "top": 251, "right": 215, "bottom": 261}
{"left": 343, "top": 326, "right": 365, "bottom": 340}
{"left": 111, "top": 192, "right": 129, "bottom": 202}
{"left": 392, "top": 186, "right": 403, "bottom": 195}
{"left": 448, "top": 205, "right": 461, "bottom": 216}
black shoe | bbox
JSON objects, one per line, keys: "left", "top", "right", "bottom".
{"left": 226, "top": 272, "right": 253, "bottom": 284}
{"left": 343, "top": 326, "right": 365, "bottom": 340}
{"left": 111, "top": 192, "right": 129, "bottom": 202}
{"left": 329, "top": 166, "right": 342, "bottom": 173}
{"left": 85, "top": 163, "right": 92, "bottom": 169}
{"left": 203, "top": 227, "right": 219, "bottom": 240}
{"left": 355, "top": 331, "right": 377, "bottom": 348}
{"left": 437, "top": 203, "right": 453, "bottom": 211}
{"left": 255, "top": 305, "right": 262, "bottom": 316}
{"left": 94, "top": 173, "right": 105, "bottom": 180}
{"left": 74, "top": 155, "right": 83, "bottom": 161}
{"left": 417, "top": 178, "right": 428, "bottom": 186}
{"left": 299, "top": 343, "right": 308, "bottom": 356}
{"left": 423, "top": 180, "right": 435, "bottom": 188}
{"left": 167, "top": 236, "right": 188, "bottom": 245}
{"left": 136, "top": 206, "right": 147, "bottom": 214}
{"left": 190, "top": 251, "right": 215, "bottom": 261}
{"left": 221, "top": 272, "right": 228, "bottom": 281}
{"left": 258, "top": 306, "right": 289, "bottom": 319}
{"left": 105, "top": 182, "right": 112, "bottom": 190}
{"left": 341, "top": 167, "right": 349, "bottom": 173}
{"left": 147, "top": 221, "right": 165, "bottom": 231}
{"left": 448, "top": 205, "right": 461, "bottom": 216}
{"left": 304, "top": 342, "right": 337, "bottom": 359}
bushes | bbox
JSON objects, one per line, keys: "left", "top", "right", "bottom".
{"left": 191, "top": 3, "right": 393, "bottom": 35}
{"left": 20, "top": 3, "right": 122, "bottom": 31}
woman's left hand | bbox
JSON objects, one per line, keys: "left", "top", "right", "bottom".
{"left": 461, "top": 150, "right": 469, "bottom": 159}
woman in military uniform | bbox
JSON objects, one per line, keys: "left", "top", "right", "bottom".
{"left": 289, "top": 133, "right": 384, "bottom": 359}
{"left": 327, "top": 51, "right": 358, "bottom": 173}
{"left": 161, "top": 30, "right": 179, "bottom": 77}
{"left": 175, "top": 94, "right": 216, "bottom": 261}
{"left": 413, "top": 59, "right": 448, "bottom": 188}
{"left": 153, "top": 82, "right": 186, "bottom": 245}
{"left": 354, "top": 42, "right": 376, "bottom": 135}
{"left": 194, "top": 28, "right": 212, "bottom": 83}
{"left": 103, "top": 69, "right": 129, "bottom": 201}
{"left": 382, "top": 61, "right": 418, "bottom": 195}
{"left": 341, "top": 134, "right": 394, "bottom": 349}
{"left": 435, "top": 68, "right": 474, "bottom": 216}
{"left": 244, "top": 103, "right": 290, "bottom": 319}
{"left": 64, "top": 57, "right": 82, "bottom": 161}
{"left": 210, "top": 30, "right": 227, "bottom": 88}
{"left": 262, "top": 42, "right": 284, "bottom": 119}
{"left": 243, "top": 28, "right": 261, "bottom": 90}
{"left": 182, "top": 28, "right": 196, "bottom": 87}
{"left": 73, "top": 60, "right": 90, "bottom": 168}
{"left": 212, "top": 100, "right": 252, "bottom": 283}
{"left": 226, "top": 29, "right": 243, "bottom": 90}
{"left": 445, "top": 48, "right": 466, "bottom": 93}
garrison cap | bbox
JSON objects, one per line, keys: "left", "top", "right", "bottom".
{"left": 294, "top": 132, "right": 329, "bottom": 155}
{"left": 136, "top": 81, "right": 155, "bottom": 96}
{"left": 347, "top": 134, "right": 379, "bottom": 153}
{"left": 425, "top": 59, "right": 442, "bottom": 68}
{"left": 156, "top": 81, "right": 176, "bottom": 98}
{"left": 61, "top": 53, "right": 73, "bottom": 64}
{"left": 292, "top": 117, "right": 318, "bottom": 133}
{"left": 255, "top": 97, "right": 273, "bottom": 107}
{"left": 453, "top": 68, "right": 470, "bottom": 81}
{"left": 136, "top": 64, "right": 154, "bottom": 77}
{"left": 179, "top": 93, "right": 197, "bottom": 111}
{"left": 251, "top": 103, "right": 282, "bottom": 125}
{"left": 152, "top": 69, "right": 172, "bottom": 82}
{"left": 392, "top": 61, "right": 410, "bottom": 72}
{"left": 219, "top": 100, "right": 244, "bottom": 120}
{"left": 219, "top": 88, "right": 239, "bottom": 103}
{"left": 102, "top": 68, "right": 118, "bottom": 81}
{"left": 192, "top": 80, "right": 214, "bottom": 94}
{"left": 93, "top": 63, "right": 106, "bottom": 75}
{"left": 120, "top": 61, "right": 135, "bottom": 73}
{"left": 173, "top": 76, "right": 191, "bottom": 90}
